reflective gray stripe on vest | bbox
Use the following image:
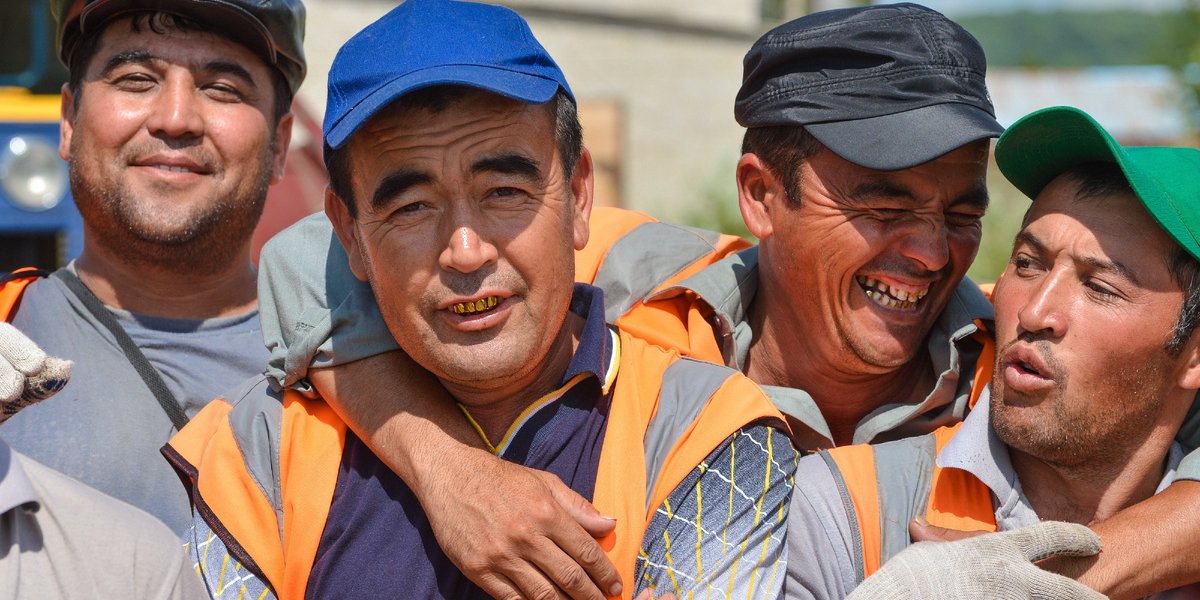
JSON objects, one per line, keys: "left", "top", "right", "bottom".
{"left": 643, "top": 357, "right": 738, "bottom": 509}
{"left": 594, "top": 222, "right": 726, "bottom": 323}
{"left": 820, "top": 451, "right": 866, "bottom": 584}
{"left": 874, "top": 434, "right": 937, "bottom": 565}
{"left": 824, "top": 433, "right": 939, "bottom": 583}
{"left": 223, "top": 376, "right": 286, "bottom": 539}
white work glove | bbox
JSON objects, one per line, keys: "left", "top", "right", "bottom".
{"left": 846, "top": 521, "right": 1107, "bottom": 600}
{"left": 0, "top": 322, "right": 71, "bottom": 424}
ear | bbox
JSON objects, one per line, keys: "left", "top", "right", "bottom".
{"left": 59, "top": 84, "right": 75, "bottom": 161}
{"left": 736, "top": 152, "right": 785, "bottom": 240}
{"left": 1176, "top": 332, "right": 1200, "bottom": 391}
{"left": 569, "top": 146, "right": 595, "bottom": 251}
{"left": 324, "top": 186, "right": 370, "bottom": 282}
{"left": 269, "top": 112, "right": 295, "bottom": 184}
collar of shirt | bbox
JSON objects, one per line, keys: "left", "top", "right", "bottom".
{"left": 938, "top": 387, "right": 1185, "bottom": 529}
{"left": 645, "top": 246, "right": 996, "bottom": 449}
{"left": 460, "top": 283, "right": 619, "bottom": 455}
{"left": 0, "top": 439, "right": 39, "bottom": 515}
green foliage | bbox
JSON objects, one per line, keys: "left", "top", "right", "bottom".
{"left": 680, "top": 155, "right": 754, "bottom": 241}
{"left": 956, "top": 9, "right": 1181, "bottom": 67}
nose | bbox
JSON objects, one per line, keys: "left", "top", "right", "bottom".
{"left": 1014, "top": 271, "right": 1068, "bottom": 339}
{"left": 439, "top": 224, "right": 498, "bottom": 274}
{"left": 896, "top": 216, "right": 950, "bottom": 273}
{"left": 145, "top": 76, "right": 204, "bottom": 140}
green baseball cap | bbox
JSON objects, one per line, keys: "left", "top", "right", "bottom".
{"left": 996, "top": 106, "right": 1200, "bottom": 261}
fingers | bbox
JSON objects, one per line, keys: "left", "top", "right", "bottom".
{"left": 0, "top": 324, "right": 71, "bottom": 422}
{"left": 908, "top": 516, "right": 990, "bottom": 543}
{"left": 0, "top": 322, "right": 47, "bottom": 375}
{"left": 1010, "top": 521, "right": 1103, "bottom": 562}
{"left": 537, "top": 470, "right": 617, "bottom": 538}
{"left": 1025, "top": 567, "right": 1108, "bottom": 600}
{"left": 0, "top": 356, "right": 21, "bottom": 403}
{"left": 534, "top": 471, "right": 622, "bottom": 597}
{"left": 23, "top": 356, "right": 71, "bottom": 400}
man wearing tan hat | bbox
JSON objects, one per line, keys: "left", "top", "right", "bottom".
{"left": 0, "top": 0, "right": 303, "bottom": 536}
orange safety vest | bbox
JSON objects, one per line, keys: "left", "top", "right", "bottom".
{"left": 165, "top": 331, "right": 784, "bottom": 599}
{"left": 0, "top": 268, "right": 49, "bottom": 322}
{"left": 575, "top": 207, "right": 751, "bottom": 365}
{"left": 817, "top": 376, "right": 997, "bottom": 584}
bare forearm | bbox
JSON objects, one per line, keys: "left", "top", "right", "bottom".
{"left": 1044, "top": 480, "right": 1200, "bottom": 599}
{"left": 310, "top": 350, "right": 487, "bottom": 488}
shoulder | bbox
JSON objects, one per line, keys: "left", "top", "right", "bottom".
{"left": 17, "top": 450, "right": 186, "bottom": 558}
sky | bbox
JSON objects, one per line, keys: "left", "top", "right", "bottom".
{"left": 905, "top": 0, "right": 1186, "bottom": 16}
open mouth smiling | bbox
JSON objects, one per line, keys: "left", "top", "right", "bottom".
{"left": 450, "top": 296, "right": 499, "bottom": 316}
{"left": 855, "top": 276, "right": 929, "bottom": 310}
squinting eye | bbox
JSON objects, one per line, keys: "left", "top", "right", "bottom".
{"left": 947, "top": 212, "right": 982, "bottom": 227}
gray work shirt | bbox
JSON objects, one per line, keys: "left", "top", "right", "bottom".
{"left": 785, "top": 388, "right": 1198, "bottom": 600}
{"left": 2, "top": 266, "right": 269, "bottom": 533}
{"left": 0, "top": 439, "right": 206, "bottom": 599}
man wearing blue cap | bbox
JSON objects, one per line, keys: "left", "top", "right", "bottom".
{"left": 787, "top": 106, "right": 1200, "bottom": 600}
{"left": 165, "top": 2, "right": 794, "bottom": 599}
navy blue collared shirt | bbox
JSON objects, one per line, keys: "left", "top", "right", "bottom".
{"left": 306, "top": 284, "right": 617, "bottom": 600}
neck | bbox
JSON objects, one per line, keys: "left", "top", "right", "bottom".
{"left": 744, "top": 286, "right": 935, "bottom": 446}
{"left": 447, "top": 312, "right": 585, "bottom": 444}
{"left": 1011, "top": 427, "right": 1177, "bottom": 525}
{"left": 75, "top": 235, "right": 257, "bottom": 319}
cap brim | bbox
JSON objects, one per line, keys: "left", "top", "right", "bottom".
{"left": 73, "top": 0, "right": 277, "bottom": 66}
{"left": 805, "top": 103, "right": 1004, "bottom": 171}
{"left": 997, "top": 105, "right": 1200, "bottom": 261}
{"left": 325, "top": 65, "right": 563, "bottom": 149}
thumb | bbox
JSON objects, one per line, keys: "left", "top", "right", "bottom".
{"left": 1009, "top": 521, "right": 1102, "bottom": 562}
{"left": 536, "top": 470, "right": 616, "bottom": 538}
{"left": 909, "top": 516, "right": 990, "bottom": 543}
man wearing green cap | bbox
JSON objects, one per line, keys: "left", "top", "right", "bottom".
{"left": 786, "top": 106, "right": 1200, "bottom": 599}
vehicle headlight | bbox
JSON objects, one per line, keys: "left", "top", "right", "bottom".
{"left": 1, "top": 136, "right": 68, "bottom": 212}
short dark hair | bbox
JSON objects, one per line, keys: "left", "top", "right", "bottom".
{"left": 1059, "top": 162, "right": 1200, "bottom": 354}
{"left": 326, "top": 85, "right": 582, "bottom": 217}
{"left": 67, "top": 12, "right": 293, "bottom": 124}
{"left": 740, "top": 125, "right": 824, "bottom": 207}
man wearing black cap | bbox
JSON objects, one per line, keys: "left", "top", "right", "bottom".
{"left": 247, "top": 2, "right": 1200, "bottom": 598}
{"left": 0, "top": 0, "right": 305, "bottom": 536}
{"left": 788, "top": 107, "right": 1200, "bottom": 600}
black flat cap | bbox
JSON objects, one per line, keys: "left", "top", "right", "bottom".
{"left": 735, "top": 2, "right": 1003, "bottom": 171}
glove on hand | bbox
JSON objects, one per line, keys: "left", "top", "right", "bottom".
{"left": 846, "top": 521, "right": 1106, "bottom": 600}
{"left": 0, "top": 322, "right": 71, "bottom": 423}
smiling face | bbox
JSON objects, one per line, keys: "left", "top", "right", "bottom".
{"left": 61, "top": 15, "right": 290, "bottom": 268}
{"left": 749, "top": 142, "right": 989, "bottom": 378}
{"left": 327, "top": 89, "right": 592, "bottom": 402}
{"left": 990, "top": 173, "right": 1194, "bottom": 468}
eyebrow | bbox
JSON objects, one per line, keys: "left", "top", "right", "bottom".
{"left": 100, "top": 50, "right": 153, "bottom": 77}
{"left": 99, "top": 52, "right": 258, "bottom": 89}
{"left": 471, "top": 153, "right": 543, "bottom": 181}
{"left": 849, "top": 180, "right": 990, "bottom": 211}
{"left": 1015, "top": 230, "right": 1141, "bottom": 286}
{"left": 370, "top": 169, "right": 433, "bottom": 212}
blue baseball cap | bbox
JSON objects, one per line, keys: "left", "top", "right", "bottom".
{"left": 323, "top": 0, "right": 574, "bottom": 150}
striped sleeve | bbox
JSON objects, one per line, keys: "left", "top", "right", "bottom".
{"left": 184, "top": 514, "right": 276, "bottom": 600}
{"left": 635, "top": 425, "right": 797, "bottom": 599}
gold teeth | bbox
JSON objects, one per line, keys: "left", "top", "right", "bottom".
{"left": 451, "top": 296, "right": 499, "bottom": 315}
{"left": 857, "top": 276, "right": 929, "bottom": 304}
